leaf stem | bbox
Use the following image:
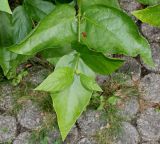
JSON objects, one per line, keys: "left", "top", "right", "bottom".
{"left": 77, "top": 0, "right": 81, "bottom": 42}
{"left": 75, "top": 53, "right": 80, "bottom": 72}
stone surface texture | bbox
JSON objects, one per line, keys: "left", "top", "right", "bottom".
{"left": 142, "top": 43, "right": 160, "bottom": 72}
{"left": 0, "top": 83, "right": 19, "bottom": 111}
{"left": 0, "top": 115, "right": 17, "bottom": 143}
{"left": 17, "top": 101, "right": 43, "bottom": 130}
{"left": 77, "top": 110, "right": 107, "bottom": 137}
{"left": 118, "top": 57, "right": 141, "bottom": 81}
{"left": 115, "top": 122, "right": 140, "bottom": 144}
{"left": 139, "top": 73, "right": 160, "bottom": 103}
{"left": 119, "top": 0, "right": 141, "bottom": 13}
{"left": 23, "top": 65, "right": 50, "bottom": 87}
{"left": 119, "top": 97, "right": 139, "bottom": 121}
{"left": 141, "top": 23, "right": 160, "bottom": 43}
{"left": 13, "top": 132, "right": 31, "bottom": 144}
{"left": 137, "top": 108, "right": 160, "bottom": 142}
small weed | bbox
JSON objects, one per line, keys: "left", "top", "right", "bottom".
{"left": 90, "top": 73, "right": 139, "bottom": 143}
{"left": 0, "top": 127, "right": 9, "bottom": 133}
{"left": 2, "top": 141, "right": 12, "bottom": 144}
{"left": 89, "top": 92, "right": 104, "bottom": 109}
{"left": 95, "top": 103, "right": 123, "bottom": 144}
{"left": 12, "top": 70, "right": 28, "bottom": 86}
{"left": 29, "top": 128, "right": 50, "bottom": 144}
{"left": 28, "top": 127, "right": 62, "bottom": 144}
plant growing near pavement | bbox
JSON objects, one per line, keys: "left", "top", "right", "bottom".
{"left": 137, "top": 0, "right": 160, "bottom": 5}
{"left": 0, "top": 0, "right": 155, "bottom": 140}
{"left": 133, "top": 4, "right": 160, "bottom": 27}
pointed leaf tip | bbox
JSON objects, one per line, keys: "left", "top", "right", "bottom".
{"left": 51, "top": 75, "right": 92, "bottom": 140}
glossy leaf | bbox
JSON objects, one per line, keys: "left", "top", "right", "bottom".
{"left": 0, "top": 52, "right": 29, "bottom": 79}
{"left": 80, "top": 74, "right": 102, "bottom": 91}
{"left": 23, "top": 0, "right": 55, "bottom": 21}
{"left": 81, "top": 5, "right": 154, "bottom": 66}
{"left": 49, "top": 52, "right": 99, "bottom": 140}
{"left": 9, "top": 5, "right": 77, "bottom": 55}
{"left": 0, "top": 12, "right": 30, "bottom": 78}
{"left": 40, "top": 44, "right": 73, "bottom": 65}
{"left": 12, "top": 6, "right": 32, "bottom": 43}
{"left": 0, "top": 12, "right": 13, "bottom": 47}
{"left": 55, "top": 0, "right": 73, "bottom": 4}
{"left": 0, "top": 0, "right": 12, "bottom": 14}
{"left": 0, "top": 12, "right": 14, "bottom": 75}
{"left": 55, "top": 52, "right": 96, "bottom": 77}
{"left": 51, "top": 75, "right": 92, "bottom": 140}
{"left": 137, "top": 0, "right": 160, "bottom": 5}
{"left": 73, "top": 43, "right": 124, "bottom": 75}
{"left": 0, "top": 48, "right": 15, "bottom": 76}
{"left": 81, "top": 0, "right": 120, "bottom": 11}
{"left": 35, "top": 67, "right": 74, "bottom": 92}
{"left": 41, "top": 44, "right": 72, "bottom": 58}
{"left": 132, "top": 5, "right": 160, "bottom": 27}
{"left": 0, "top": 46, "right": 30, "bottom": 78}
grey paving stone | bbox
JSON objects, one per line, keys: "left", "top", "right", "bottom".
{"left": 13, "top": 132, "right": 31, "bottom": 144}
{"left": 0, "top": 115, "right": 17, "bottom": 143}
{"left": 17, "top": 101, "right": 43, "bottom": 130}
{"left": 137, "top": 108, "right": 160, "bottom": 142}
{"left": 115, "top": 122, "right": 140, "bottom": 144}
{"left": 141, "top": 23, "right": 160, "bottom": 43}
{"left": 139, "top": 73, "right": 160, "bottom": 103}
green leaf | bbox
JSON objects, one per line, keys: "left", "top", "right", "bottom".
{"left": 0, "top": 48, "right": 30, "bottom": 78}
{"left": 0, "top": 0, "right": 12, "bottom": 14}
{"left": 41, "top": 44, "right": 72, "bottom": 58}
{"left": 35, "top": 67, "right": 74, "bottom": 92}
{"left": 81, "top": 0, "right": 120, "bottom": 11}
{"left": 55, "top": 0, "right": 73, "bottom": 4}
{"left": 9, "top": 5, "right": 77, "bottom": 55}
{"left": 12, "top": 6, "right": 32, "bottom": 43}
{"left": 0, "top": 47, "right": 30, "bottom": 79}
{"left": 51, "top": 75, "right": 92, "bottom": 140}
{"left": 0, "top": 12, "right": 30, "bottom": 79}
{"left": 55, "top": 52, "right": 96, "bottom": 77}
{"left": 0, "top": 48, "right": 16, "bottom": 76}
{"left": 107, "top": 96, "right": 120, "bottom": 105}
{"left": 81, "top": 5, "right": 154, "bottom": 66}
{"left": 80, "top": 74, "right": 102, "bottom": 91}
{"left": 73, "top": 43, "right": 124, "bottom": 75}
{"left": 0, "top": 12, "right": 14, "bottom": 75}
{"left": 132, "top": 5, "right": 160, "bottom": 27}
{"left": 40, "top": 44, "right": 73, "bottom": 65}
{"left": 23, "top": 0, "right": 55, "bottom": 21}
{"left": 0, "top": 12, "right": 13, "bottom": 47}
{"left": 6, "top": 56, "right": 30, "bottom": 79}
{"left": 137, "top": 0, "right": 160, "bottom": 5}
{"left": 47, "top": 52, "right": 99, "bottom": 140}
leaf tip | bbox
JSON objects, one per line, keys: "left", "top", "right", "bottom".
{"left": 34, "top": 86, "right": 41, "bottom": 91}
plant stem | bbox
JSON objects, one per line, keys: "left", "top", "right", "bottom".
{"left": 77, "top": 0, "right": 81, "bottom": 42}
{"left": 76, "top": 53, "right": 80, "bottom": 70}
